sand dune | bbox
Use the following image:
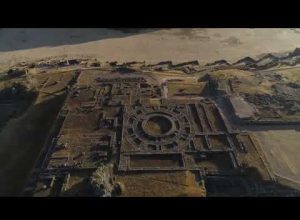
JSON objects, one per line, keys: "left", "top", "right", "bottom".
{"left": 0, "top": 28, "right": 300, "bottom": 68}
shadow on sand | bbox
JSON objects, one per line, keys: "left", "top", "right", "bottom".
{"left": 0, "top": 28, "right": 159, "bottom": 52}
{"left": 0, "top": 93, "right": 66, "bottom": 196}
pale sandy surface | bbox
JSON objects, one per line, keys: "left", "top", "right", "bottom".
{"left": 254, "top": 130, "right": 300, "bottom": 188}
{"left": 0, "top": 28, "right": 300, "bottom": 69}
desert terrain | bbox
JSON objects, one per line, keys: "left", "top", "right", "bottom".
{"left": 0, "top": 28, "right": 300, "bottom": 196}
{"left": 1, "top": 28, "right": 300, "bottom": 70}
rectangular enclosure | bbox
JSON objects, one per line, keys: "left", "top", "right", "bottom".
{"left": 129, "top": 154, "right": 184, "bottom": 168}
{"left": 193, "top": 152, "right": 234, "bottom": 171}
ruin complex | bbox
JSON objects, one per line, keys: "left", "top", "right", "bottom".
{"left": 1, "top": 48, "right": 300, "bottom": 196}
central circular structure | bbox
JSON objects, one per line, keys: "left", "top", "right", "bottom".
{"left": 145, "top": 115, "right": 172, "bottom": 135}
{"left": 142, "top": 113, "right": 175, "bottom": 137}
{"left": 126, "top": 106, "right": 194, "bottom": 149}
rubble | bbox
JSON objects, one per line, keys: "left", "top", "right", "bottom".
{"left": 88, "top": 61, "right": 101, "bottom": 67}
{"left": 89, "top": 164, "right": 118, "bottom": 197}
{"left": 232, "top": 57, "right": 257, "bottom": 68}
{"left": 114, "top": 66, "right": 137, "bottom": 74}
{"left": 289, "top": 48, "right": 300, "bottom": 57}
{"left": 206, "top": 59, "right": 230, "bottom": 67}
{"left": 256, "top": 54, "right": 279, "bottom": 69}
{"left": 6, "top": 68, "right": 26, "bottom": 78}
{"left": 172, "top": 60, "right": 199, "bottom": 68}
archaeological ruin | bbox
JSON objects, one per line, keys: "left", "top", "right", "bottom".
{"left": 1, "top": 48, "right": 300, "bottom": 197}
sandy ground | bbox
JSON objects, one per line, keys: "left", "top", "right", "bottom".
{"left": 0, "top": 28, "right": 300, "bottom": 69}
{"left": 116, "top": 171, "right": 205, "bottom": 197}
{"left": 254, "top": 130, "right": 300, "bottom": 188}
